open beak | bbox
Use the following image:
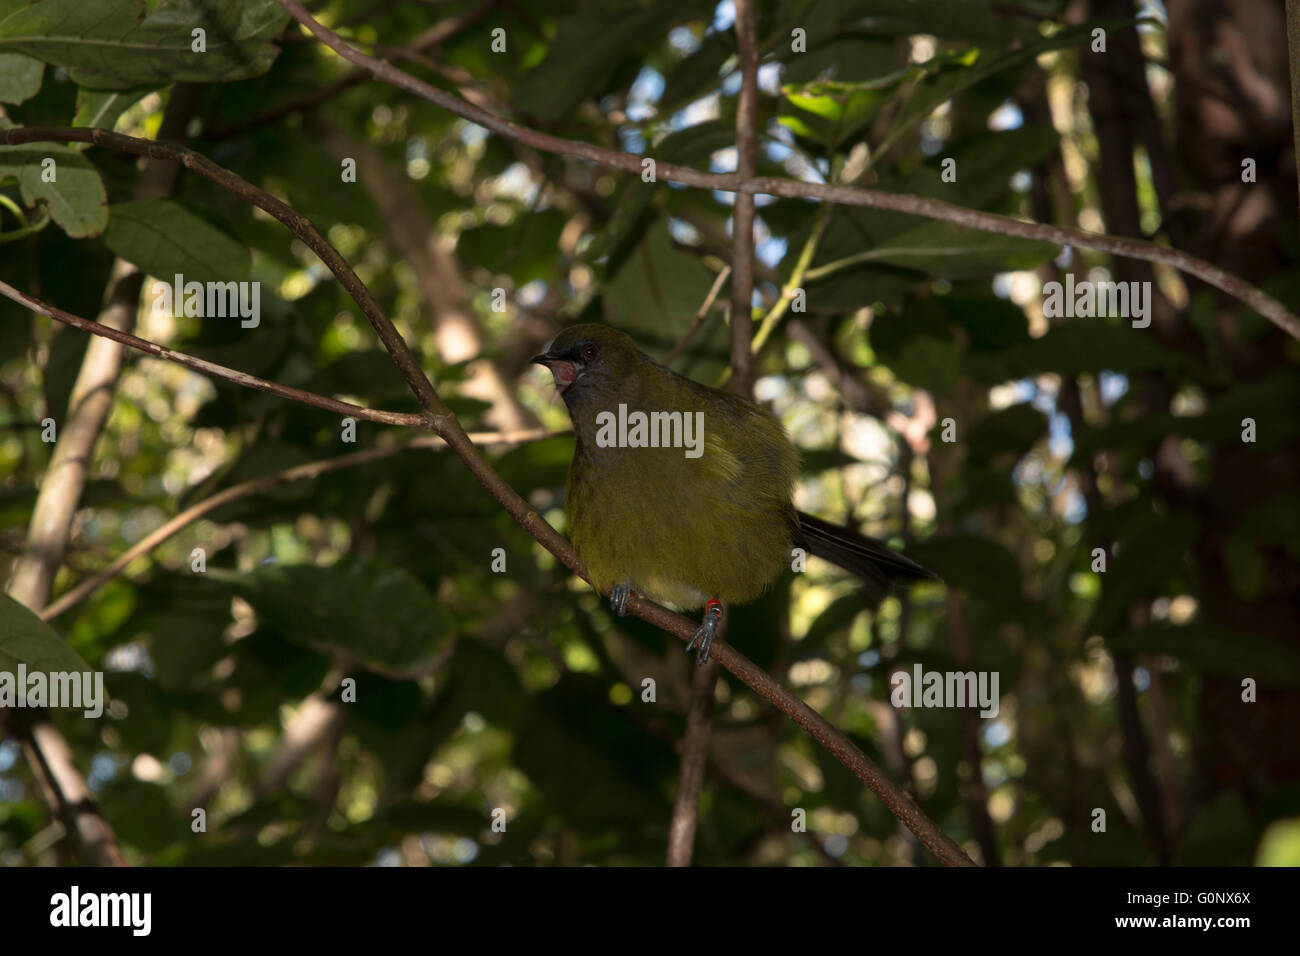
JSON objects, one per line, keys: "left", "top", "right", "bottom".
{"left": 531, "top": 353, "right": 578, "bottom": 393}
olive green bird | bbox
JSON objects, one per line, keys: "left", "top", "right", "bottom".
{"left": 533, "top": 324, "right": 936, "bottom": 663}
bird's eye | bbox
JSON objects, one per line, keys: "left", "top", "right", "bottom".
{"left": 582, "top": 344, "right": 599, "bottom": 360}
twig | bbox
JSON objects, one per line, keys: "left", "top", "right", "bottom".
{"left": 751, "top": 205, "right": 832, "bottom": 359}
{"left": 274, "top": 0, "right": 1300, "bottom": 342}
{"left": 662, "top": 265, "right": 730, "bottom": 366}
{"left": 9, "top": 710, "right": 126, "bottom": 866}
{"left": 0, "top": 280, "right": 429, "bottom": 428}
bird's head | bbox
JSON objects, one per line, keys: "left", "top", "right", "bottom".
{"left": 531, "top": 324, "right": 644, "bottom": 411}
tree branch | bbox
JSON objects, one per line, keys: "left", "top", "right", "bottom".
{"left": 662, "top": 265, "right": 730, "bottom": 366}
{"left": 666, "top": 653, "right": 722, "bottom": 867}
{"left": 726, "top": 0, "right": 761, "bottom": 397}
{"left": 0, "top": 279, "right": 428, "bottom": 428}
{"left": 275, "top": 0, "right": 1300, "bottom": 342}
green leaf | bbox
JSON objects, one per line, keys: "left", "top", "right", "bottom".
{"left": 0, "top": 118, "right": 108, "bottom": 237}
{"left": 658, "top": 30, "right": 731, "bottom": 114}
{"left": 74, "top": 86, "right": 155, "bottom": 131}
{"left": 779, "top": 84, "right": 886, "bottom": 149}
{"left": 1003, "top": 320, "right": 1185, "bottom": 377}
{"left": 799, "top": 591, "right": 866, "bottom": 650}
{"left": 0, "top": 0, "right": 289, "bottom": 90}
{"left": 513, "top": 2, "right": 665, "bottom": 122}
{"left": 1174, "top": 793, "right": 1255, "bottom": 866}
{"left": 906, "top": 535, "right": 1021, "bottom": 609}
{"left": 211, "top": 558, "right": 453, "bottom": 676}
{"left": 42, "top": 324, "right": 89, "bottom": 424}
{"left": 98, "top": 778, "right": 181, "bottom": 852}
{"left": 966, "top": 402, "right": 1049, "bottom": 457}
{"left": 513, "top": 676, "right": 673, "bottom": 824}
{"left": 820, "top": 220, "right": 1057, "bottom": 278}
{"left": 1087, "top": 511, "right": 1198, "bottom": 635}
{"left": 103, "top": 199, "right": 250, "bottom": 283}
{"left": 587, "top": 120, "right": 736, "bottom": 264}
{"left": 0, "top": 50, "right": 41, "bottom": 103}
{"left": 885, "top": 20, "right": 1132, "bottom": 155}
{"left": 890, "top": 126, "right": 1061, "bottom": 208}
{"left": 888, "top": 333, "right": 963, "bottom": 394}
{"left": 603, "top": 220, "right": 718, "bottom": 361}
{"left": 0, "top": 593, "right": 93, "bottom": 676}
{"left": 1257, "top": 817, "right": 1300, "bottom": 866}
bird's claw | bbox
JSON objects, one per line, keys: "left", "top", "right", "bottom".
{"left": 610, "top": 582, "right": 633, "bottom": 618}
{"left": 685, "top": 600, "right": 724, "bottom": 664}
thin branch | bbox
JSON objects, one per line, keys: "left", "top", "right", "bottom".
{"left": 3, "top": 127, "right": 973, "bottom": 867}
{"left": 751, "top": 205, "right": 832, "bottom": 358}
{"left": 0, "top": 280, "right": 428, "bottom": 428}
{"left": 9, "top": 710, "right": 126, "bottom": 866}
{"left": 662, "top": 265, "right": 730, "bottom": 366}
{"left": 39, "top": 428, "right": 553, "bottom": 622}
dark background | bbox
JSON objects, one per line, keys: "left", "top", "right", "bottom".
{"left": 1, "top": 0, "right": 1298, "bottom": 867}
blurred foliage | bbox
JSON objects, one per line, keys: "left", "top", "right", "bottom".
{"left": 1, "top": 0, "right": 1298, "bottom": 868}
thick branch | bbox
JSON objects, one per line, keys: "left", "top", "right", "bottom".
{"left": 275, "top": 0, "right": 1300, "bottom": 341}
{"left": 727, "top": 0, "right": 761, "bottom": 397}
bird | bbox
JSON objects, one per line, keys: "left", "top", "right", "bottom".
{"left": 532, "top": 323, "right": 937, "bottom": 663}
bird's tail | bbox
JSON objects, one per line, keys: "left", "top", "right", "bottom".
{"left": 792, "top": 511, "right": 939, "bottom": 608}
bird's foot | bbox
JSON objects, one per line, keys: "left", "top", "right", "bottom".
{"left": 685, "top": 599, "right": 724, "bottom": 664}
{"left": 610, "top": 582, "right": 634, "bottom": 618}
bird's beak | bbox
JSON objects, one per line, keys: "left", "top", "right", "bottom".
{"left": 531, "top": 353, "right": 578, "bottom": 393}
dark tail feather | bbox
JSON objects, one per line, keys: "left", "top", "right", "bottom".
{"left": 792, "top": 511, "right": 939, "bottom": 608}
